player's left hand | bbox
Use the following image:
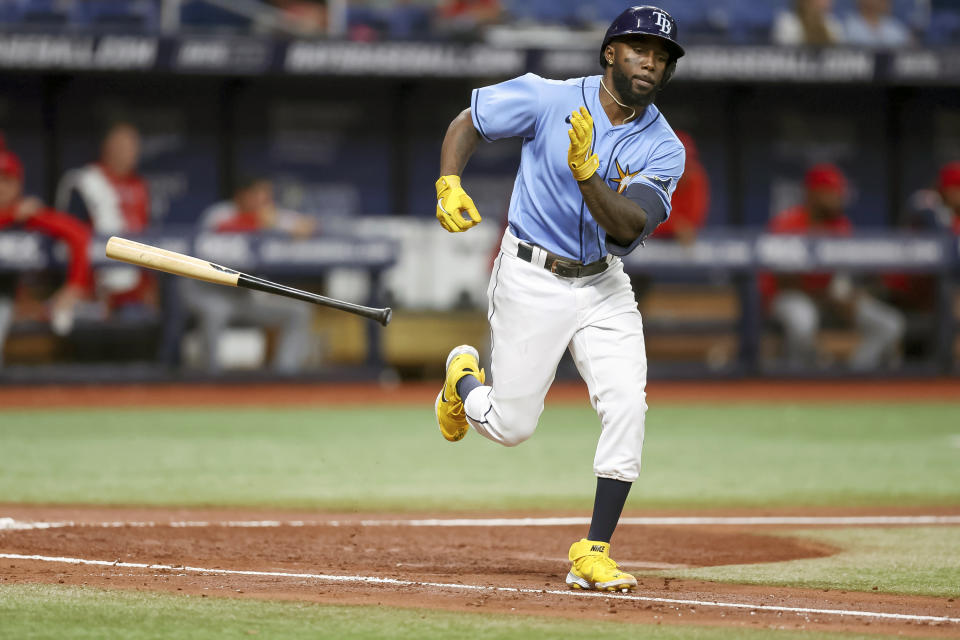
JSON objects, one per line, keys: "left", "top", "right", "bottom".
{"left": 435, "top": 175, "right": 482, "bottom": 233}
{"left": 567, "top": 107, "right": 599, "bottom": 182}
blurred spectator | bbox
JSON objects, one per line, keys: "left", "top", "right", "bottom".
{"left": 885, "top": 161, "right": 960, "bottom": 317}
{"left": 844, "top": 0, "right": 912, "bottom": 47}
{"left": 773, "top": 0, "right": 845, "bottom": 45}
{"left": 652, "top": 130, "right": 710, "bottom": 245}
{"left": 0, "top": 135, "right": 92, "bottom": 364}
{"left": 345, "top": 0, "right": 433, "bottom": 41}
{"left": 761, "top": 164, "right": 905, "bottom": 370}
{"left": 629, "top": 130, "right": 710, "bottom": 303}
{"left": 435, "top": 0, "right": 502, "bottom": 37}
{"left": 904, "top": 161, "right": 960, "bottom": 233}
{"left": 181, "top": 177, "right": 317, "bottom": 375}
{"left": 386, "top": 0, "right": 432, "bottom": 40}
{"left": 270, "top": 0, "right": 327, "bottom": 34}
{"left": 939, "top": 161, "right": 960, "bottom": 233}
{"left": 56, "top": 122, "right": 156, "bottom": 317}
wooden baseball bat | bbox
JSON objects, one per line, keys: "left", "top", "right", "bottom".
{"left": 105, "top": 236, "right": 392, "bottom": 326}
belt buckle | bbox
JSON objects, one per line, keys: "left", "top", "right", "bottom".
{"left": 549, "top": 260, "right": 559, "bottom": 275}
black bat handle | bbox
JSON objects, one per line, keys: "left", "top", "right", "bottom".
{"left": 237, "top": 273, "right": 393, "bottom": 326}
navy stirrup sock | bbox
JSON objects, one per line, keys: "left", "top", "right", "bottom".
{"left": 456, "top": 374, "right": 482, "bottom": 402}
{"left": 587, "top": 477, "right": 632, "bottom": 543}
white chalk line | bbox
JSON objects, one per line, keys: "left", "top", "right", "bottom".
{"left": 3, "top": 515, "right": 960, "bottom": 531}
{"left": 1, "top": 552, "right": 957, "bottom": 625}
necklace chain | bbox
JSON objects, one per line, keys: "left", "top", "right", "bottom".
{"left": 599, "top": 78, "right": 637, "bottom": 125}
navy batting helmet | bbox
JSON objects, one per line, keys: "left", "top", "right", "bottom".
{"left": 600, "top": 6, "right": 685, "bottom": 83}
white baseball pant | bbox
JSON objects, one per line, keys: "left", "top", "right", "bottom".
{"left": 464, "top": 230, "right": 648, "bottom": 482}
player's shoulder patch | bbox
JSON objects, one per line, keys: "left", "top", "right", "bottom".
{"left": 643, "top": 175, "right": 674, "bottom": 193}
{"left": 610, "top": 159, "right": 675, "bottom": 196}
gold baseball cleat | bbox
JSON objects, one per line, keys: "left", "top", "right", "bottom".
{"left": 435, "top": 345, "right": 485, "bottom": 442}
{"left": 565, "top": 538, "right": 638, "bottom": 592}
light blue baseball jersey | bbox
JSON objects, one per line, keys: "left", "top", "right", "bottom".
{"left": 471, "top": 73, "right": 685, "bottom": 263}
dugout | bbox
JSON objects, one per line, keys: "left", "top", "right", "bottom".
{"left": 0, "top": 36, "right": 958, "bottom": 379}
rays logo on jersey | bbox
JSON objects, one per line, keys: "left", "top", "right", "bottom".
{"left": 610, "top": 159, "right": 641, "bottom": 194}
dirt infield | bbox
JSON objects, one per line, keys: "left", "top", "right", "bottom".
{"left": 2, "top": 505, "right": 958, "bottom": 637}
{"left": 0, "top": 378, "right": 958, "bottom": 409}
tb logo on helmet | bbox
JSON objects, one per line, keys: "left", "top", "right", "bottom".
{"left": 653, "top": 11, "right": 672, "bottom": 35}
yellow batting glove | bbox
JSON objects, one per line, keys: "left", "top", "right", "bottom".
{"left": 567, "top": 106, "right": 599, "bottom": 182}
{"left": 435, "top": 175, "right": 481, "bottom": 233}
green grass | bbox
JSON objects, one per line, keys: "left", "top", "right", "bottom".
{"left": 0, "top": 583, "right": 919, "bottom": 640}
{"left": 658, "top": 527, "right": 960, "bottom": 598}
{"left": 0, "top": 403, "right": 958, "bottom": 509}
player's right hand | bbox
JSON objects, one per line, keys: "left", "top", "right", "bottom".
{"left": 436, "top": 175, "right": 481, "bottom": 233}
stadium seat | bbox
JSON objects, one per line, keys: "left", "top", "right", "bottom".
{"left": 0, "top": 1, "right": 20, "bottom": 24}
{"left": 386, "top": 4, "right": 431, "bottom": 40}
{"left": 926, "top": 7, "right": 960, "bottom": 43}
{"left": 501, "top": 0, "right": 578, "bottom": 24}
{"left": 346, "top": 6, "right": 389, "bottom": 36}
{"left": 655, "top": 0, "right": 728, "bottom": 40}
{"left": 726, "top": 0, "right": 790, "bottom": 44}
{"left": 180, "top": 0, "right": 253, "bottom": 32}
{"left": 72, "top": 0, "right": 159, "bottom": 33}
{"left": 17, "top": 0, "right": 71, "bottom": 27}
{"left": 528, "top": 0, "right": 576, "bottom": 24}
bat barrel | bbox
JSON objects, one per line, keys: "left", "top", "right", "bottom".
{"left": 106, "top": 236, "right": 240, "bottom": 287}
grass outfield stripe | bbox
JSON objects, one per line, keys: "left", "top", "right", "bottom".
{"left": 3, "top": 405, "right": 958, "bottom": 509}
{"left": 2, "top": 552, "right": 958, "bottom": 626}
{"left": 4, "top": 515, "right": 960, "bottom": 531}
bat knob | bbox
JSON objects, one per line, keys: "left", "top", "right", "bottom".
{"left": 379, "top": 307, "right": 393, "bottom": 326}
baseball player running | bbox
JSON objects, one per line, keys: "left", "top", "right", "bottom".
{"left": 434, "top": 5, "right": 686, "bottom": 592}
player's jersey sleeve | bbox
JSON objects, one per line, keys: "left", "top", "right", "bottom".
{"left": 606, "top": 138, "right": 685, "bottom": 256}
{"left": 471, "top": 73, "right": 543, "bottom": 142}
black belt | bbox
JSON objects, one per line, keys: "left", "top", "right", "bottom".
{"left": 516, "top": 242, "right": 609, "bottom": 278}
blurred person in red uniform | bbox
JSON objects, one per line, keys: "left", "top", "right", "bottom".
{"left": 629, "top": 129, "right": 710, "bottom": 302}
{"left": 941, "top": 162, "right": 960, "bottom": 233}
{"left": 652, "top": 130, "right": 709, "bottom": 244}
{"left": 435, "top": 0, "right": 501, "bottom": 36}
{"left": 761, "top": 164, "right": 904, "bottom": 369}
{"left": 181, "top": 177, "right": 317, "bottom": 375}
{"left": 0, "top": 135, "right": 92, "bottom": 364}
{"left": 56, "top": 122, "right": 156, "bottom": 317}
{"left": 903, "top": 162, "right": 960, "bottom": 234}
{"left": 883, "top": 162, "right": 960, "bottom": 349}
{"left": 270, "top": 0, "right": 326, "bottom": 34}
